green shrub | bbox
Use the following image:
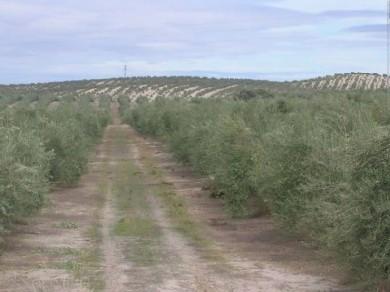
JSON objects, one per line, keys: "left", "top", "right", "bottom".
{"left": 205, "top": 116, "right": 257, "bottom": 216}
{"left": 0, "top": 100, "right": 109, "bottom": 232}
{"left": 235, "top": 88, "right": 274, "bottom": 101}
{"left": 123, "top": 93, "right": 390, "bottom": 286}
{"left": 0, "top": 126, "right": 51, "bottom": 230}
{"left": 336, "top": 135, "right": 390, "bottom": 281}
{"left": 44, "top": 117, "right": 88, "bottom": 184}
{"left": 43, "top": 103, "right": 108, "bottom": 184}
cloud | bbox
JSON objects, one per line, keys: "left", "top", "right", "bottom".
{"left": 0, "top": 0, "right": 387, "bottom": 83}
{"left": 347, "top": 24, "right": 386, "bottom": 33}
{"left": 320, "top": 10, "right": 384, "bottom": 19}
{"left": 270, "top": 0, "right": 385, "bottom": 13}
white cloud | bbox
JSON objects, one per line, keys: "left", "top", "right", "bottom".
{"left": 270, "top": 0, "right": 385, "bottom": 13}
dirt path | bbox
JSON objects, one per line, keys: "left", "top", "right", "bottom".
{"left": 131, "top": 143, "right": 227, "bottom": 291}
{"left": 100, "top": 104, "right": 130, "bottom": 291}
{"left": 128, "top": 127, "right": 354, "bottom": 292}
{"left": 0, "top": 134, "right": 105, "bottom": 291}
{"left": 0, "top": 103, "right": 355, "bottom": 292}
{"left": 101, "top": 158, "right": 129, "bottom": 291}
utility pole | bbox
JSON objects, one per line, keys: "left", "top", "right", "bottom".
{"left": 124, "top": 64, "right": 127, "bottom": 78}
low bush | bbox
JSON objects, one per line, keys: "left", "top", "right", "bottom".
{"left": 43, "top": 103, "right": 108, "bottom": 184}
{"left": 123, "top": 92, "right": 390, "bottom": 286}
{"left": 0, "top": 125, "right": 50, "bottom": 231}
{"left": 0, "top": 101, "right": 109, "bottom": 232}
{"left": 336, "top": 135, "right": 390, "bottom": 280}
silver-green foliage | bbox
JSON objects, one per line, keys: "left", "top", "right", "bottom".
{"left": 0, "top": 126, "right": 50, "bottom": 231}
{"left": 125, "top": 93, "right": 390, "bottom": 285}
{"left": 0, "top": 101, "right": 110, "bottom": 232}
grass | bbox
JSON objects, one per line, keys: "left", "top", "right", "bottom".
{"left": 17, "top": 137, "right": 107, "bottom": 292}
{"left": 62, "top": 152, "right": 108, "bottom": 292}
{"left": 16, "top": 278, "right": 86, "bottom": 292}
{"left": 55, "top": 246, "right": 104, "bottom": 291}
{"left": 49, "top": 219, "right": 104, "bottom": 292}
{"left": 53, "top": 221, "right": 79, "bottom": 230}
{"left": 137, "top": 144, "right": 225, "bottom": 263}
{"left": 158, "top": 190, "right": 207, "bottom": 246}
{"left": 56, "top": 155, "right": 107, "bottom": 291}
{"left": 112, "top": 155, "right": 162, "bottom": 267}
{"left": 0, "top": 237, "right": 5, "bottom": 255}
{"left": 114, "top": 217, "right": 156, "bottom": 237}
{"left": 39, "top": 236, "right": 103, "bottom": 292}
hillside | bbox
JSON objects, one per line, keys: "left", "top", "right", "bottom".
{"left": 291, "top": 73, "right": 390, "bottom": 91}
{"left": 1, "top": 73, "right": 389, "bottom": 109}
{"left": 0, "top": 76, "right": 278, "bottom": 100}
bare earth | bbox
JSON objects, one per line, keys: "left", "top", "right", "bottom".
{"left": 0, "top": 104, "right": 355, "bottom": 292}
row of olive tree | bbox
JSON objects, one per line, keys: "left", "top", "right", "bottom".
{"left": 122, "top": 92, "right": 390, "bottom": 288}
{"left": 0, "top": 101, "right": 110, "bottom": 232}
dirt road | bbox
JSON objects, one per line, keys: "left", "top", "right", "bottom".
{"left": 0, "top": 104, "right": 354, "bottom": 291}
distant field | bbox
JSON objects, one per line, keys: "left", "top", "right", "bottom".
{"left": 291, "top": 73, "right": 390, "bottom": 90}
{"left": 0, "top": 76, "right": 279, "bottom": 107}
{"left": 1, "top": 73, "right": 389, "bottom": 110}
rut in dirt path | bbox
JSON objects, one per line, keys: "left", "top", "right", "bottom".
{"left": 100, "top": 104, "right": 131, "bottom": 291}
{"left": 100, "top": 151, "right": 129, "bottom": 291}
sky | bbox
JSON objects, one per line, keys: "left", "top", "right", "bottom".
{"left": 0, "top": 0, "right": 387, "bottom": 84}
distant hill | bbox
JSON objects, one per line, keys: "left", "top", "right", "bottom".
{"left": 0, "top": 76, "right": 278, "bottom": 101}
{"left": 291, "top": 73, "right": 390, "bottom": 91}
{"left": 1, "top": 73, "right": 389, "bottom": 109}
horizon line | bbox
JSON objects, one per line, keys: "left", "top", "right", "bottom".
{"left": 0, "top": 71, "right": 387, "bottom": 87}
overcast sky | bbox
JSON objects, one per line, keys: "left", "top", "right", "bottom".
{"left": 0, "top": 0, "right": 387, "bottom": 84}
